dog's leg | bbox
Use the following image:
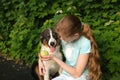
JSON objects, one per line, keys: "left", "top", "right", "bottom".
{"left": 59, "top": 67, "right": 63, "bottom": 75}
{"left": 44, "top": 67, "right": 50, "bottom": 80}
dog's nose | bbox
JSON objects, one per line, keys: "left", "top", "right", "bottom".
{"left": 50, "top": 42, "right": 55, "bottom": 47}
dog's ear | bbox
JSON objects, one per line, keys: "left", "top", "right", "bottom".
{"left": 40, "top": 35, "right": 43, "bottom": 41}
{"left": 40, "top": 29, "right": 48, "bottom": 42}
{"left": 40, "top": 32, "right": 44, "bottom": 42}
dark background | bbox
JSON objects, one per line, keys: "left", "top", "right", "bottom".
{"left": 0, "top": 57, "right": 34, "bottom": 80}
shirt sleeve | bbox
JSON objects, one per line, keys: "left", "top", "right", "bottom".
{"left": 79, "top": 38, "right": 91, "bottom": 54}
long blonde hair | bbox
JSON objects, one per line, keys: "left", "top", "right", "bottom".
{"left": 82, "top": 24, "right": 102, "bottom": 80}
{"left": 56, "top": 14, "right": 102, "bottom": 80}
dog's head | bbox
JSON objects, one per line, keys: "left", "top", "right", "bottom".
{"left": 40, "top": 28, "right": 60, "bottom": 52}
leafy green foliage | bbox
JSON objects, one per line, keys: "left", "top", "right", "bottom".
{"left": 0, "top": 0, "right": 120, "bottom": 79}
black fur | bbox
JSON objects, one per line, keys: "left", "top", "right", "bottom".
{"left": 31, "top": 61, "right": 39, "bottom": 80}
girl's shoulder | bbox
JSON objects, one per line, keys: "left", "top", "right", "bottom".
{"left": 77, "top": 36, "right": 90, "bottom": 45}
{"left": 77, "top": 36, "right": 91, "bottom": 54}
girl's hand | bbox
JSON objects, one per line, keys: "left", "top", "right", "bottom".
{"left": 41, "top": 55, "right": 54, "bottom": 61}
{"left": 38, "top": 59, "right": 46, "bottom": 75}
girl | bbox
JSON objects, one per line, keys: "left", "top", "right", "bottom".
{"left": 40, "top": 14, "right": 102, "bottom": 80}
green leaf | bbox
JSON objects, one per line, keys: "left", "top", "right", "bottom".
{"left": 111, "top": 0, "right": 117, "bottom": 3}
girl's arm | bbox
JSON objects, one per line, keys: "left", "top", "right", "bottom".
{"left": 41, "top": 53, "right": 89, "bottom": 78}
{"left": 53, "top": 53, "right": 89, "bottom": 78}
{"left": 38, "top": 53, "right": 46, "bottom": 75}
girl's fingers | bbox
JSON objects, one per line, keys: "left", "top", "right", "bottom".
{"left": 39, "top": 67, "right": 46, "bottom": 75}
{"left": 41, "top": 56, "right": 51, "bottom": 60}
{"left": 43, "top": 67, "right": 46, "bottom": 74}
{"left": 41, "top": 58, "right": 50, "bottom": 61}
{"left": 39, "top": 69, "right": 42, "bottom": 75}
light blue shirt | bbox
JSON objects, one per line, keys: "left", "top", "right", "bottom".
{"left": 61, "top": 36, "right": 91, "bottom": 76}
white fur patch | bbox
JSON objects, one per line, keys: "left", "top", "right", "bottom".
{"left": 48, "top": 28, "right": 56, "bottom": 46}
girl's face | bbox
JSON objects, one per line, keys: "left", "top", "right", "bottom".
{"left": 59, "top": 33, "right": 79, "bottom": 43}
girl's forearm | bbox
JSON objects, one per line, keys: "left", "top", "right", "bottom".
{"left": 52, "top": 57, "right": 81, "bottom": 78}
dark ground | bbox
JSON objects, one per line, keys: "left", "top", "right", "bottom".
{"left": 0, "top": 57, "right": 35, "bottom": 80}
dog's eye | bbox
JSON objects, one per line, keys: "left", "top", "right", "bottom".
{"left": 46, "top": 34, "right": 50, "bottom": 37}
{"left": 52, "top": 33, "right": 58, "bottom": 38}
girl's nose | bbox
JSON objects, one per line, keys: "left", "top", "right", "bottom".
{"left": 60, "top": 37, "right": 62, "bottom": 40}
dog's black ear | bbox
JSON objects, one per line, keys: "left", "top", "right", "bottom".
{"left": 40, "top": 35, "right": 42, "bottom": 40}
{"left": 40, "top": 34, "right": 43, "bottom": 42}
{"left": 40, "top": 31, "right": 44, "bottom": 42}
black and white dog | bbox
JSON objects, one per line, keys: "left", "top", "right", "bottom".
{"left": 31, "top": 28, "right": 63, "bottom": 80}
